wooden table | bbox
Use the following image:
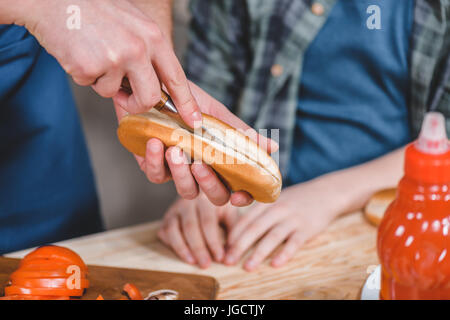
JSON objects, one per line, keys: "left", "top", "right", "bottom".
{"left": 6, "top": 212, "right": 379, "bottom": 300}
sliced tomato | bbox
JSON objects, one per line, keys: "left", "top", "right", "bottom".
{"left": 22, "top": 246, "right": 87, "bottom": 271}
{"left": 20, "top": 258, "right": 80, "bottom": 267}
{"left": 5, "top": 246, "right": 89, "bottom": 299}
{"left": 5, "top": 285, "right": 84, "bottom": 297}
{"left": 123, "top": 283, "right": 142, "bottom": 300}
{"left": 0, "top": 295, "right": 70, "bottom": 300}
{"left": 11, "top": 277, "right": 89, "bottom": 289}
{"left": 19, "top": 260, "right": 88, "bottom": 274}
{"left": 10, "top": 269, "right": 87, "bottom": 280}
{"left": 19, "top": 261, "right": 70, "bottom": 268}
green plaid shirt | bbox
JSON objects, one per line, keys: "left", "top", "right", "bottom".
{"left": 184, "top": 0, "right": 450, "bottom": 177}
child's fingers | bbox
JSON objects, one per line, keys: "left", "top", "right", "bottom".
{"left": 162, "top": 198, "right": 183, "bottom": 223}
{"left": 271, "top": 231, "right": 307, "bottom": 268}
{"left": 224, "top": 209, "right": 282, "bottom": 265}
{"left": 165, "top": 216, "right": 196, "bottom": 265}
{"left": 227, "top": 203, "right": 267, "bottom": 246}
{"left": 198, "top": 197, "right": 225, "bottom": 262}
{"left": 220, "top": 205, "right": 239, "bottom": 231}
{"left": 157, "top": 227, "right": 169, "bottom": 245}
{"left": 244, "top": 223, "right": 295, "bottom": 272}
{"left": 180, "top": 208, "right": 212, "bottom": 269}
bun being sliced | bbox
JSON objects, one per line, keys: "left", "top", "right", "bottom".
{"left": 117, "top": 109, "right": 282, "bottom": 203}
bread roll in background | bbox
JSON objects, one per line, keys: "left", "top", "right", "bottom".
{"left": 364, "top": 188, "right": 397, "bottom": 226}
{"left": 117, "top": 109, "right": 282, "bottom": 203}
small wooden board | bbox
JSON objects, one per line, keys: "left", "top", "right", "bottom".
{"left": 0, "top": 257, "right": 218, "bottom": 300}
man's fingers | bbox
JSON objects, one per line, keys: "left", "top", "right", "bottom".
{"left": 113, "top": 100, "right": 171, "bottom": 183}
{"left": 114, "top": 95, "right": 145, "bottom": 171}
{"left": 134, "top": 155, "right": 145, "bottom": 171}
{"left": 144, "top": 139, "right": 171, "bottom": 184}
{"left": 164, "top": 216, "right": 196, "bottom": 265}
{"left": 191, "top": 162, "right": 230, "bottom": 206}
{"left": 165, "top": 147, "right": 199, "bottom": 200}
{"left": 125, "top": 65, "right": 161, "bottom": 113}
{"left": 91, "top": 69, "right": 124, "bottom": 98}
{"left": 69, "top": 54, "right": 102, "bottom": 87}
{"left": 112, "top": 96, "right": 129, "bottom": 122}
{"left": 271, "top": 231, "right": 307, "bottom": 268}
{"left": 152, "top": 49, "right": 202, "bottom": 128}
{"left": 198, "top": 196, "right": 225, "bottom": 262}
{"left": 180, "top": 207, "right": 212, "bottom": 269}
{"left": 244, "top": 223, "right": 295, "bottom": 271}
{"left": 230, "top": 192, "right": 253, "bottom": 207}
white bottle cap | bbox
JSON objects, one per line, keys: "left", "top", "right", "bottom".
{"left": 415, "top": 112, "right": 449, "bottom": 154}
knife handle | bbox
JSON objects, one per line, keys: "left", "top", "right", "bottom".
{"left": 154, "top": 90, "right": 170, "bottom": 112}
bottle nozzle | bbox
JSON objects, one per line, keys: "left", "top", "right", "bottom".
{"left": 415, "top": 112, "right": 449, "bottom": 154}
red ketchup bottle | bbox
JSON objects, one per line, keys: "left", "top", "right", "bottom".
{"left": 378, "top": 112, "right": 450, "bottom": 299}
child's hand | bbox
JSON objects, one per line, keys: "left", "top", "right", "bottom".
{"left": 224, "top": 178, "right": 342, "bottom": 271}
{"left": 157, "top": 192, "right": 238, "bottom": 269}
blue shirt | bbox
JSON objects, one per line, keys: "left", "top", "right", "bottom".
{"left": 0, "top": 26, "right": 103, "bottom": 253}
{"left": 287, "top": 0, "right": 414, "bottom": 186}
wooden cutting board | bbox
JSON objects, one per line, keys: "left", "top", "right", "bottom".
{"left": 0, "top": 257, "right": 218, "bottom": 300}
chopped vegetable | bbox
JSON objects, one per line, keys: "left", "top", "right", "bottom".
{"left": 123, "top": 283, "right": 143, "bottom": 300}
{"left": 10, "top": 278, "right": 89, "bottom": 289}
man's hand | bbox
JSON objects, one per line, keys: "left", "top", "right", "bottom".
{"left": 17, "top": 0, "right": 201, "bottom": 127}
{"left": 157, "top": 192, "right": 238, "bottom": 269}
{"left": 114, "top": 81, "right": 279, "bottom": 207}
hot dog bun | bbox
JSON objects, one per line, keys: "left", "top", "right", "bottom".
{"left": 364, "top": 188, "right": 397, "bottom": 226}
{"left": 117, "top": 109, "right": 282, "bottom": 203}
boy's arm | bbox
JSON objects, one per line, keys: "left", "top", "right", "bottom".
{"left": 325, "top": 146, "right": 406, "bottom": 215}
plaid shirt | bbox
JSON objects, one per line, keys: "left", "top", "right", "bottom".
{"left": 184, "top": 0, "right": 450, "bottom": 177}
